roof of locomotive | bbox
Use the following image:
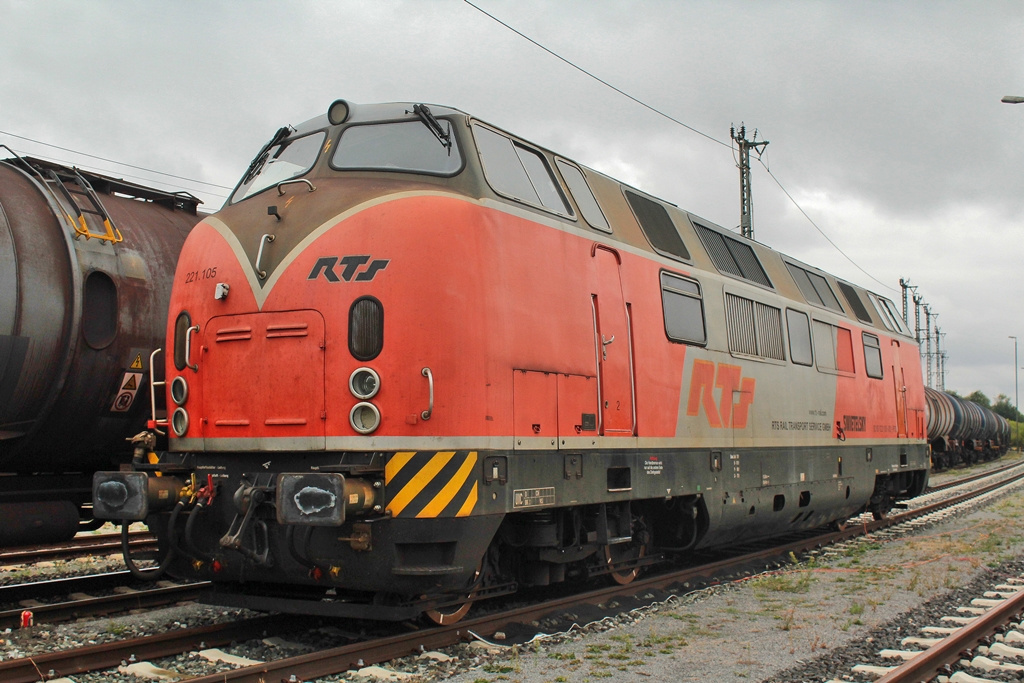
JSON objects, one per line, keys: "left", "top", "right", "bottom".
{"left": 277, "top": 100, "right": 911, "bottom": 340}
{"left": 290, "top": 100, "right": 470, "bottom": 136}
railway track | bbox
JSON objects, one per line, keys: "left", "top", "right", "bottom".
{"left": 831, "top": 575, "right": 1024, "bottom": 683}
{"left": 2, "top": 459, "right": 1019, "bottom": 683}
{"left": 0, "top": 530, "right": 156, "bottom": 566}
{"left": 926, "top": 458, "right": 1023, "bottom": 493}
{"left": 0, "top": 571, "right": 207, "bottom": 630}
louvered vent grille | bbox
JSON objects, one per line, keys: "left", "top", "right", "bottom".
{"left": 694, "top": 223, "right": 772, "bottom": 288}
{"left": 727, "top": 293, "right": 785, "bottom": 361}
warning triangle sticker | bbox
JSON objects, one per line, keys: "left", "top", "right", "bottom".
{"left": 130, "top": 354, "right": 143, "bottom": 370}
{"left": 122, "top": 375, "right": 138, "bottom": 391}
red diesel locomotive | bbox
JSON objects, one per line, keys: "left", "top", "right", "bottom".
{"left": 94, "top": 100, "right": 929, "bottom": 622}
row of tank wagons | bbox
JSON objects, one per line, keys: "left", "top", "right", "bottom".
{"left": 924, "top": 387, "right": 1012, "bottom": 470}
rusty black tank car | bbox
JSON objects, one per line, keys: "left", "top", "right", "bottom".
{"left": 0, "top": 153, "right": 200, "bottom": 545}
{"left": 94, "top": 100, "right": 930, "bottom": 622}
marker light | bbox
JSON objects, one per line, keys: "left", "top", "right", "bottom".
{"left": 170, "top": 376, "right": 189, "bottom": 405}
{"left": 349, "top": 402, "right": 381, "bottom": 434}
{"left": 171, "top": 407, "right": 190, "bottom": 437}
{"left": 349, "top": 367, "right": 380, "bottom": 400}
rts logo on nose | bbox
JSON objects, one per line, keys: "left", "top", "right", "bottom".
{"left": 308, "top": 255, "right": 389, "bottom": 282}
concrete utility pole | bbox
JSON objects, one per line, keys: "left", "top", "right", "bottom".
{"left": 731, "top": 124, "right": 768, "bottom": 240}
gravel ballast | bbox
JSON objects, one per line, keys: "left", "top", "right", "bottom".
{"left": 2, "top": 459, "right": 1024, "bottom": 682}
{"left": 433, "top": 460, "right": 1024, "bottom": 683}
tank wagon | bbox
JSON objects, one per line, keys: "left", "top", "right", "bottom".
{"left": 94, "top": 101, "right": 930, "bottom": 622}
{"left": 0, "top": 153, "right": 201, "bottom": 545}
{"left": 924, "top": 387, "right": 1010, "bottom": 470}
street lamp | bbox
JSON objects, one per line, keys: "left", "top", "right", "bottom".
{"left": 1003, "top": 96, "right": 1024, "bottom": 104}
{"left": 1012, "top": 335, "right": 1020, "bottom": 450}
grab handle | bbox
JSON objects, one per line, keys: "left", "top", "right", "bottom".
{"left": 421, "top": 367, "right": 433, "bottom": 421}
{"left": 255, "top": 233, "right": 275, "bottom": 279}
{"left": 185, "top": 324, "right": 200, "bottom": 372}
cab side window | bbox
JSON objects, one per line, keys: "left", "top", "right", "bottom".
{"left": 473, "top": 124, "right": 571, "bottom": 216}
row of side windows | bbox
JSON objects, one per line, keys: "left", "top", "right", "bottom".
{"left": 470, "top": 123, "right": 904, "bottom": 361}
{"left": 474, "top": 124, "right": 698, "bottom": 258}
{"left": 660, "top": 276, "right": 885, "bottom": 379}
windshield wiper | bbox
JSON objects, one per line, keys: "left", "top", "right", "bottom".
{"left": 242, "top": 125, "right": 294, "bottom": 184}
{"left": 412, "top": 104, "right": 452, "bottom": 155}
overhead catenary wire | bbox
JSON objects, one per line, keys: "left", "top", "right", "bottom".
{"left": 758, "top": 160, "right": 896, "bottom": 294}
{"left": 462, "top": 0, "right": 897, "bottom": 294}
{"left": 0, "top": 129, "right": 233, "bottom": 191}
{"left": 462, "top": 0, "right": 731, "bottom": 150}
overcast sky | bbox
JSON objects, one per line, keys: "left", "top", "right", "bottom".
{"left": 2, "top": 0, "right": 1022, "bottom": 401}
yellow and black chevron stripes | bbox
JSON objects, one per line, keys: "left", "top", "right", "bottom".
{"left": 384, "top": 451, "right": 479, "bottom": 518}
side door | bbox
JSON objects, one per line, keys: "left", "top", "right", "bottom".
{"left": 891, "top": 339, "right": 908, "bottom": 438}
{"left": 591, "top": 246, "right": 635, "bottom": 436}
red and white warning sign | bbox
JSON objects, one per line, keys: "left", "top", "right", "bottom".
{"left": 111, "top": 371, "right": 144, "bottom": 412}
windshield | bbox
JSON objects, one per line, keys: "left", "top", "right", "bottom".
{"left": 331, "top": 120, "right": 462, "bottom": 175}
{"left": 230, "top": 131, "right": 326, "bottom": 203}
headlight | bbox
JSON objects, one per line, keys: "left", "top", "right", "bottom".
{"left": 170, "top": 376, "right": 189, "bottom": 405}
{"left": 349, "top": 402, "right": 380, "bottom": 434}
{"left": 349, "top": 367, "right": 380, "bottom": 399}
{"left": 171, "top": 407, "right": 190, "bottom": 437}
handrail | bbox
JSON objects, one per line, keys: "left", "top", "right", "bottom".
{"left": 185, "top": 325, "right": 200, "bottom": 372}
{"left": 255, "top": 233, "right": 275, "bottom": 279}
{"left": 276, "top": 178, "right": 316, "bottom": 195}
{"left": 421, "top": 367, "right": 433, "bottom": 421}
{"left": 149, "top": 348, "right": 166, "bottom": 435}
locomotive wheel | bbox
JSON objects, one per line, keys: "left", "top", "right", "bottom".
{"left": 423, "top": 565, "right": 481, "bottom": 626}
{"left": 604, "top": 541, "right": 647, "bottom": 585}
{"left": 424, "top": 600, "right": 473, "bottom": 625}
{"left": 870, "top": 494, "right": 896, "bottom": 520}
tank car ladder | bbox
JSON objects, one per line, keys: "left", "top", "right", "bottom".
{"left": 45, "top": 167, "right": 124, "bottom": 244}
{"left": 0, "top": 146, "right": 124, "bottom": 244}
